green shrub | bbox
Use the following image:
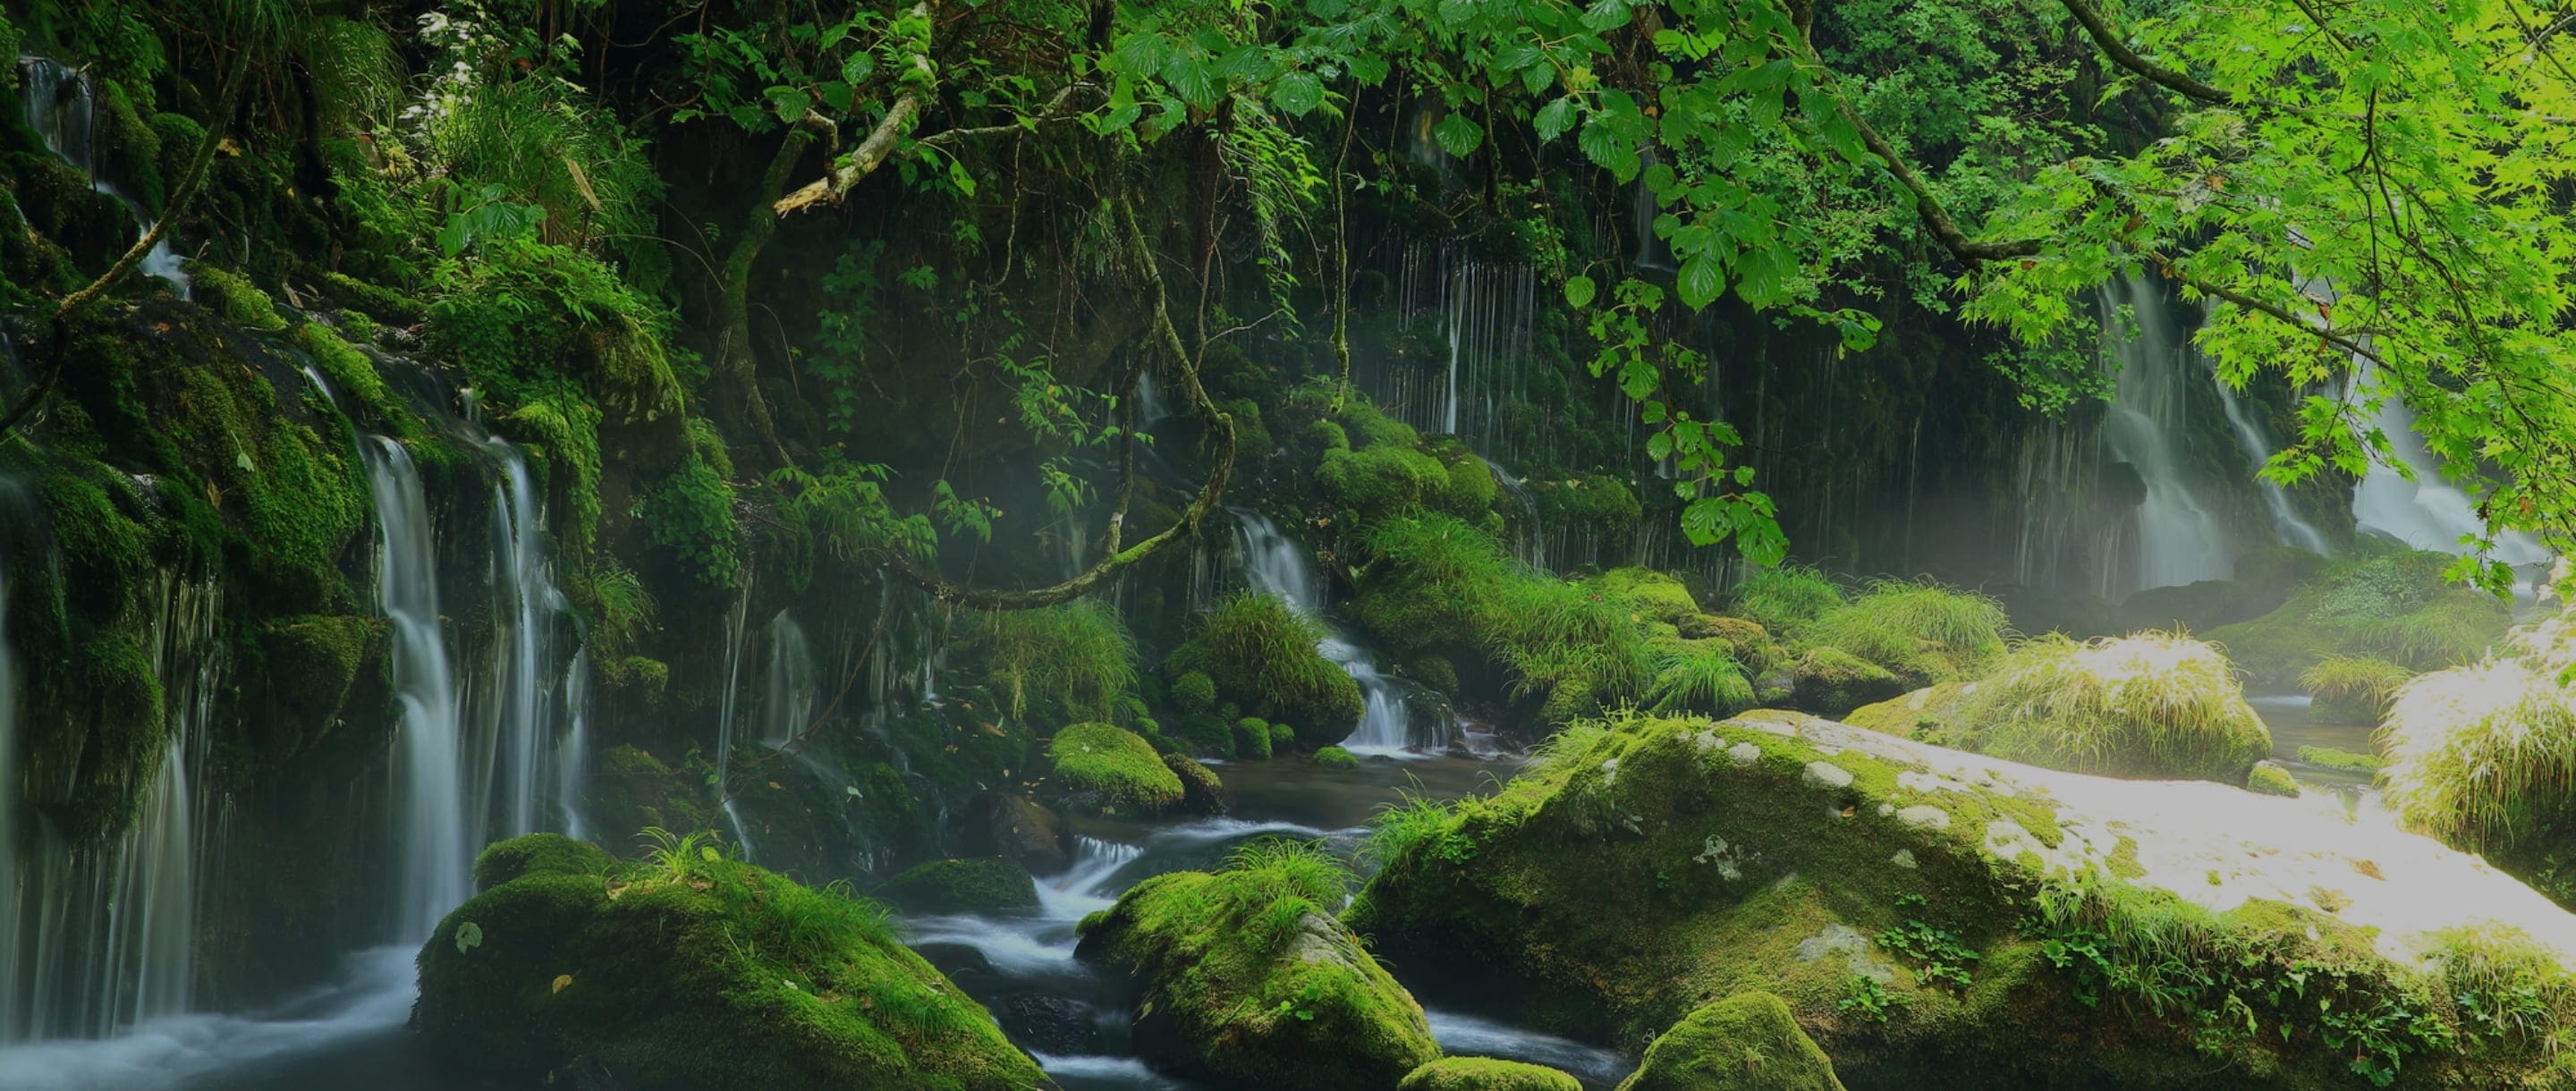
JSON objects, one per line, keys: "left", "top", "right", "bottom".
{"left": 2380, "top": 620, "right": 2576, "bottom": 885}
{"left": 978, "top": 601, "right": 1138, "bottom": 727}
{"left": 640, "top": 448, "right": 741, "bottom": 587}
{"left": 1647, "top": 643, "right": 1755, "bottom": 717}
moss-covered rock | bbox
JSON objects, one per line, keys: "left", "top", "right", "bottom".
{"left": 2208, "top": 551, "right": 2512, "bottom": 683}
{"left": 1319, "top": 444, "right": 1451, "bottom": 516}
{"left": 877, "top": 858, "right": 1040, "bottom": 916}
{"left": 1046, "top": 723, "right": 1185, "bottom": 816}
{"left": 955, "top": 791, "right": 1068, "bottom": 875}
{"left": 418, "top": 833, "right": 1046, "bottom": 1089}
{"left": 1785, "top": 647, "right": 1902, "bottom": 716}
{"left": 1350, "top": 710, "right": 2576, "bottom": 1087}
{"left": 2295, "top": 746, "right": 2380, "bottom": 774}
{"left": 1617, "top": 992, "right": 1843, "bottom": 1091}
{"left": 1168, "top": 592, "right": 1362, "bottom": 749}
{"left": 1400, "top": 1057, "right": 1583, "bottom": 1091}
{"left": 2245, "top": 761, "right": 2301, "bottom": 799}
{"left": 1077, "top": 843, "right": 1440, "bottom": 1090}
{"left": 1315, "top": 746, "right": 1360, "bottom": 769}
{"left": 1164, "top": 752, "right": 1231, "bottom": 816}
{"left": 586, "top": 745, "right": 719, "bottom": 842}
{"left": 472, "top": 832, "right": 614, "bottom": 892}
{"left": 1235, "top": 716, "right": 1276, "bottom": 759}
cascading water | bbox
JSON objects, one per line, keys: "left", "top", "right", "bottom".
{"left": 756, "top": 610, "right": 817, "bottom": 748}
{"left": 17, "top": 58, "right": 190, "bottom": 298}
{"left": 2345, "top": 359, "right": 2553, "bottom": 580}
{"left": 2212, "top": 372, "right": 2333, "bottom": 554}
{"left": 1484, "top": 457, "right": 1546, "bottom": 570}
{"left": 1370, "top": 245, "right": 1538, "bottom": 461}
{"left": 360, "top": 436, "right": 470, "bottom": 941}
{"left": 1229, "top": 510, "right": 1447, "bottom": 757}
{"left": 465, "top": 427, "right": 578, "bottom": 840}
{"left": 2099, "top": 276, "right": 2233, "bottom": 596}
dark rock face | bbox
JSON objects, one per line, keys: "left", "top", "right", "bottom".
{"left": 956, "top": 790, "right": 1070, "bottom": 875}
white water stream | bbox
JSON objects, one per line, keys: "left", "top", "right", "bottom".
{"left": 1230, "top": 510, "right": 1445, "bottom": 757}
{"left": 2098, "top": 277, "right": 2233, "bottom": 595}
{"left": 19, "top": 57, "right": 191, "bottom": 298}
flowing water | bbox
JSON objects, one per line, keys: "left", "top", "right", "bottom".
{"left": 2098, "top": 277, "right": 2233, "bottom": 596}
{"left": 2344, "top": 359, "right": 2554, "bottom": 588}
{"left": 360, "top": 436, "right": 471, "bottom": 942}
{"left": 18, "top": 57, "right": 191, "bottom": 298}
{"left": 1230, "top": 510, "right": 1452, "bottom": 757}
{"left": 2212, "top": 375, "right": 2332, "bottom": 554}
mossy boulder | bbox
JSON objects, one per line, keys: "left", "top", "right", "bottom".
{"left": 1315, "top": 746, "right": 1360, "bottom": 769}
{"left": 877, "top": 858, "right": 1040, "bottom": 916}
{"left": 1077, "top": 844, "right": 1440, "bottom": 1089}
{"left": 1319, "top": 444, "right": 1451, "bottom": 516}
{"left": 418, "top": 833, "right": 1046, "bottom": 1090}
{"left": 587, "top": 745, "right": 719, "bottom": 842}
{"left": 1401, "top": 1057, "right": 1583, "bottom": 1091}
{"left": 1617, "top": 992, "right": 1843, "bottom": 1091}
{"left": 956, "top": 791, "right": 1069, "bottom": 875}
{"left": 1164, "top": 752, "right": 1232, "bottom": 816}
{"left": 1169, "top": 592, "right": 1363, "bottom": 748}
{"left": 1235, "top": 716, "right": 1276, "bottom": 760}
{"left": 1784, "top": 647, "right": 1902, "bottom": 716}
{"left": 2245, "top": 762, "right": 2301, "bottom": 799}
{"left": 1046, "top": 723, "right": 1185, "bottom": 816}
{"left": 245, "top": 613, "right": 388, "bottom": 761}
{"left": 1350, "top": 709, "right": 2576, "bottom": 1087}
{"left": 1856, "top": 632, "right": 2271, "bottom": 784}
{"left": 473, "top": 833, "right": 614, "bottom": 892}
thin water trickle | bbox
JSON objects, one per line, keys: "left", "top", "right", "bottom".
{"left": 18, "top": 58, "right": 191, "bottom": 298}
{"left": 2213, "top": 371, "right": 2333, "bottom": 554}
{"left": 2344, "top": 359, "right": 2554, "bottom": 586}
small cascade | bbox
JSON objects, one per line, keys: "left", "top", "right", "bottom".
{"left": 2345, "top": 360, "right": 2554, "bottom": 581}
{"left": 467, "top": 427, "right": 576, "bottom": 841}
{"left": 1630, "top": 148, "right": 1674, "bottom": 272}
{"left": 1230, "top": 510, "right": 1450, "bottom": 756}
{"left": 1485, "top": 458, "right": 1546, "bottom": 570}
{"left": 2099, "top": 276, "right": 2233, "bottom": 596}
{"left": 756, "top": 610, "right": 818, "bottom": 749}
{"left": 712, "top": 573, "right": 759, "bottom": 861}
{"left": 17, "top": 58, "right": 190, "bottom": 298}
{"left": 0, "top": 494, "right": 17, "bottom": 1042}
{"left": 2010, "top": 424, "right": 2121, "bottom": 598}
{"left": 2212, "top": 372, "right": 2333, "bottom": 554}
{"left": 360, "top": 436, "right": 470, "bottom": 941}
{"left": 557, "top": 650, "right": 591, "bottom": 841}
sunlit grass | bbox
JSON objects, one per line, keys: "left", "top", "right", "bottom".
{"left": 1805, "top": 577, "right": 2010, "bottom": 684}
{"left": 1729, "top": 564, "right": 1843, "bottom": 635}
{"left": 2379, "top": 625, "right": 2576, "bottom": 848}
{"left": 1967, "top": 630, "right": 2270, "bottom": 782}
{"left": 2299, "top": 655, "right": 2412, "bottom": 724}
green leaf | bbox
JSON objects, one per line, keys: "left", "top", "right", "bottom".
{"left": 1579, "top": 115, "right": 1631, "bottom": 174}
{"left": 1678, "top": 254, "right": 1724, "bottom": 309}
{"left": 1272, "top": 70, "right": 1324, "bottom": 115}
{"left": 454, "top": 921, "right": 484, "bottom": 954}
{"left": 1563, "top": 275, "right": 1597, "bottom": 308}
{"left": 1433, "top": 113, "right": 1484, "bottom": 157}
{"left": 1534, "top": 98, "right": 1577, "bottom": 142}
{"left": 764, "top": 86, "right": 812, "bottom": 123}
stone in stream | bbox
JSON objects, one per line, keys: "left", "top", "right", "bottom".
{"left": 1400, "top": 1056, "right": 1584, "bottom": 1091}
{"left": 415, "top": 833, "right": 1046, "bottom": 1090}
{"left": 1046, "top": 721, "right": 1185, "bottom": 816}
{"left": 1349, "top": 709, "right": 2576, "bottom": 1088}
{"left": 1077, "top": 842, "right": 1439, "bottom": 1090}
{"left": 1165, "top": 751, "right": 1232, "bottom": 815}
{"left": 955, "top": 790, "right": 1071, "bottom": 875}
{"left": 876, "top": 857, "right": 1040, "bottom": 916}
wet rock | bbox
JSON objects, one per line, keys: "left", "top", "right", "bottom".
{"left": 957, "top": 791, "right": 1071, "bottom": 875}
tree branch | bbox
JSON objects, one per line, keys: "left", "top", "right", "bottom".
{"left": 774, "top": 0, "right": 936, "bottom": 216}
{"left": 2055, "top": 0, "right": 2233, "bottom": 106}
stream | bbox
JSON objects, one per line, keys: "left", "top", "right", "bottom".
{"left": 0, "top": 752, "right": 1631, "bottom": 1091}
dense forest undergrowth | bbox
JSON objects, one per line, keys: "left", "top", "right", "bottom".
{"left": 3, "top": 0, "right": 2576, "bottom": 1087}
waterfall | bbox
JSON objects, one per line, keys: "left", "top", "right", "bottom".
{"left": 557, "top": 650, "right": 591, "bottom": 841}
{"left": 360, "top": 436, "right": 470, "bottom": 941}
{"left": 2345, "top": 360, "right": 2553, "bottom": 578}
{"left": 465, "top": 431, "right": 576, "bottom": 840}
{"left": 1368, "top": 245, "right": 1537, "bottom": 461}
{"left": 2211, "top": 373, "right": 2333, "bottom": 554}
{"left": 2099, "top": 277, "right": 2233, "bottom": 596}
{"left": 17, "top": 58, "right": 190, "bottom": 298}
{"left": 757, "top": 610, "right": 817, "bottom": 749}
{"left": 713, "top": 574, "right": 758, "bottom": 861}
{"left": 1229, "top": 510, "right": 1447, "bottom": 757}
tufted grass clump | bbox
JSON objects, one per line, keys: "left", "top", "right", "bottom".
{"left": 1962, "top": 630, "right": 2270, "bottom": 782}
{"left": 1170, "top": 592, "right": 1360, "bottom": 748}
{"left": 1805, "top": 578, "right": 2010, "bottom": 686}
{"left": 1646, "top": 642, "right": 1755, "bottom": 717}
{"left": 976, "top": 600, "right": 1139, "bottom": 727}
{"left": 2378, "top": 621, "right": 2576, "bottom": 854}
{"left": 1729, "top": 564, "right": 1845, "bottom": 634}
{"left": 2300, "top": 655, "right": 2413, "bottom": 724}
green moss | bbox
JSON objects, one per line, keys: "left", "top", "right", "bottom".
{"left": 588, "top": 745, "right": 718, "bottom": 841}
{"left": 1164, "top": 752, "right": 1231, "bottom": 815}
{"left": 1590, "top": 568, "right": 1704, "bottom": 628}
{"left": 1532, "top": 475, "right": 1641, "bottom": 537}
{"left": 250, "top": 613, "right": 386, "bottom": 760}
{"left": 976, "top": 602, "right": 1139, "bottom": 729}
{"left": 640, "top": 445, "right": 741, "bottom": 587}
{"left": 876, "top": 858, "right": 1039, "bottom": 916}
{"left": 1172, "top": 671, "right": 1218, "bottom": 715}
{"left": 1617, "top": 992, "right": 1843, "bottom": 1091}
{"left": 417, "top": 833, "right": 1046, "bottom": 1089}
{"left": 1801, "top": 579, "right": 2008, "bottom": 689}
{"left": 1047, "top": 723, "right": 1185, "bottom": 816}
{"left": 187, "top": 262, "right": 289, "bottom": 331}
{"left": 2296, "top": 746, "right": 2380, "bottom": 773}
{"left": 1400, "top": 1057, "right": 1583, "bottom": 1091}
{"left": 1441, "top": 452, "right": 1499, "bottom": 515}
{"left": 473, "top": 833, "right": 614, "bottom": 892}
{"left": 1301, "top": 419, "right": 1352, "bottom": 455}
{"left": 506, "top": 393, "right": 604, "bottom": 562}
{"left": 1729, "top": 566, "right": 1845, "bottom": 635}
{"left": 1315, "top": 746, "right": 1360, "bottom": 769}
{"left": 1235, "top": 716, "right": 1275, "bottom": 760}
{"left": 1077, "top": 842, "right": 1439, "bottom": 1090}
{"left": 1318, "top": 444, "right": 1451, "bottom": 515}
{"left": 2300, "top": 655, "right": 2412, "bottom": 725}
{"left": 1786, "top": 646, "right": 1902, "bottom": 716}
{"left": 2246, "top": 762, "right": 2301, "bottom": 798}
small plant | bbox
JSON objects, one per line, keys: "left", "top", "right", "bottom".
{"left": 1877, "top": 893, "right": 1979, "bottom": 991}
{"left": 1835, "top": 974, "right": 1908, "bottom": 1022}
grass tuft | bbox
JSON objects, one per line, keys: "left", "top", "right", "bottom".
{"left": 1961, "top": 630, "right": 2271, "bottom": 782}
{"left": 2299, "top": 655, "right": 2413, "bottom": 724}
